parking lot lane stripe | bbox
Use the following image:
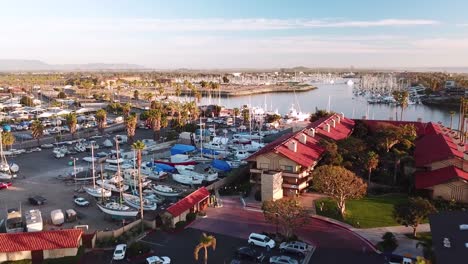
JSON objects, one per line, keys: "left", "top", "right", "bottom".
{"left": 302, "top": 246, "right": 316, "bottom": 264}
{"left": 139, "top": 240, "right": 165, "bottom": 247}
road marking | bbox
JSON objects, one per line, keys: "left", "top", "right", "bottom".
{"left": 302, "top": 246, "right": 316, "bottom": 264}
{"left": 139, "top": 240, "right": 166, "bottom": 247}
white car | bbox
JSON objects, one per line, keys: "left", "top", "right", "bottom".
{"left": 146, "top": 256, "right": 171, "bottom": 264}
{"left": 113, "top": 244, "right": 127, "bottom": 260}
{"left": 248, "top": 233, "right": 275, "bottom": 249}
{"left": 74, "top": 197, "right": 90, "bottom": 207}
{"left": 269, "top": 255, "right": 299, "bottom": 264}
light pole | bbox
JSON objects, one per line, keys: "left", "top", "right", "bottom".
{"left": 70, "top": 157, "right": 78, "bottom": 191}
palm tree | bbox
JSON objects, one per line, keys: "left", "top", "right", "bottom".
{"left": 122, "top": 103, "right": 132, "bottom": 118}
{"left": 1, "top": 132, "right": 15, "bottom": 150}
{"left": 365, "top": 151, "right": 379, "bottom": 184}
{"left": 133, "top": 90, "right": 140, "bottom": 101}
{"left": 31, "top": 120, "right": 44, "bottom": 145}
{"left": 449, "top": 111, "right": 455, "bottom": 130}
{"left": 147, "top": 109, "right": 162, "bottom": 141}
{"left": 392, "top": 91, "right": 409, "bottom": 121}
{"left": 65, "top": 113, "right": 78, "bottom": 138}
{"left": 126, "top": 115, "right": 137, "bottom": 144}
{"left": 95, "top": 109, "right": 107, "bottom": 135}
{"left": 233, "top": 107, "right": 240, "bottom": 125}
{"left": 194, "top": 233, "right": 216, "bottom": 264}
{"left": 175, "top": 83, "right": 182, "bottom": 99}
{"left": 143, "top": 92, "right": 154, "bottom": 102}
{"left": 131, "top": 140, "right": 146, "bottom": 232}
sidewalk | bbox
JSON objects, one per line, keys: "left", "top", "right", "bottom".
{"left": 352, "top": 224, "right": 430, "bottom": 257}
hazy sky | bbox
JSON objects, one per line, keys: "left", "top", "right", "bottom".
{"left": 1, "top": 0, "right": 468, "bottom": 68}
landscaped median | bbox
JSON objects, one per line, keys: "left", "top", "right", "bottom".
{"left": 314, "top": 194, "right": 409, "bottom": 228}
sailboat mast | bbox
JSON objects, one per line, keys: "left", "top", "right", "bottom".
{"left": 115, "top": 139, "right": 123, "bottom": 203}
{"left": 100, "top": 164, "right": 104, "bottom": 202}
{"left": 200, "top": 116, "right": 203, "bottom": 158}
{"left": 91, "top": 143, "right": 96, "bottom": 188}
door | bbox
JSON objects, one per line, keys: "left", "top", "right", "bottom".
{"left": 31, "top": 250, "right": 44, "bottom": 263}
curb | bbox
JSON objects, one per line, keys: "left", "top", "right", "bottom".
{"left": 311, "top": 215, "right": 381, "bottom": 254}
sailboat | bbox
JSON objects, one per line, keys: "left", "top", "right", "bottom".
{"left": 151, "top": 184, "right": 183, "bottom": 197}
{"left": 84, "top": 143, "right": 111, "bottom": 198}
{"left": 96, "top": 139, "right": 138, "bottom": 218}
{"left": 122, "top": 193, "right": 157, "bottom": 211}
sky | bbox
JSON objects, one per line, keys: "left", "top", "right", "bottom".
{"left": 1, "top": 0, "right": 468, "bottom": 69}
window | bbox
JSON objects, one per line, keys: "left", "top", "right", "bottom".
{"left": 282, "top": 165, "right": 293, "bottom": 172}
{"left": 259, "top": 163, "right": 269, "bottom": 169}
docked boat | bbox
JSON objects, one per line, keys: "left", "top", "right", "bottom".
{"left": 104, "top": 162, "right": 132, "bottom": 171}
{"left": 152, "top": 184, "right": 183, "bottom": 197}
{"left": 172, "top": 173, "right": 203, "bottom": 185}
{"left": 96, "top": 202, "right": 139, "bottom": 217}
{"left": 286, "top": 104, "right": 310, "bottom": 122}
{"left": 82, "top": 156, "right": 99, "bottom": 163}
{"left": 0, "top": 172, "right": 12, "bottom": 180}
{"left": 53, "top": 146, "right": 68, "bottom": 158}
{"left": 96, "top": 179, "right": 129, "bottom": 193}
{"left": 122, "top": 169, "right": 151, "bottom": 188}
{"left": 141, "top": 166, "right": 168, "bottom": 180}
{"left": 74, "top": 142, "right": 86, "bottom": 152}
{"left": 84, "top": 143, "right": 112, "bottom": 198}
{"left": 122, "top": 193, "right": 157, "bottom": 211}
{"left": 142, "top": 192, "right": 165, "bottom": 204}
{"left": 102, "top": 139, "right": 113, "bottom": 148}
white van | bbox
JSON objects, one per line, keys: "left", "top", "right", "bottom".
{"left": 248, "top": 233, "right": 275, "bottom": 249}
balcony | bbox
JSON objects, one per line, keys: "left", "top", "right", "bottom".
{"left": 282, "top": 181, "right": 308, "bottom": 190}
{"left": 282, "top": 170, "right": 310, "bottom": 179}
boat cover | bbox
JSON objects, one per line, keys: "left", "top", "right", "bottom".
{"left": 211, "top": 159, "right": 231, "bottom": 172}
{"left": 170, "top": 144, "right": 196, "bottom": 155}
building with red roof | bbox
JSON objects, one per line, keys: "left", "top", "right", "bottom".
{"left": 247, "top": 113, "right": 354, "bottom": 200}
{"left": 0, "top": 229, "right": 82, "bottom": 263}
{"left": 163, "top": 187, "right": 210, "bottom": 227}
{"left": 413, "top": 122, "right": 468, "bottom": 203}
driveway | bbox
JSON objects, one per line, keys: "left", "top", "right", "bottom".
{"left": 190, "top": 196, "right": 386, "bottom": 264}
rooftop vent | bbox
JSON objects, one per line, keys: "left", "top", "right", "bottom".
{"left": 325, "top": 123, "right": 330, "bottom": 133}
{"left": 299, "top": 133, "right": 307, "bottom": 144}
{"left": 307, "top": 128, "right": 315, "bottom": 137}
{"left": 287, "top": 140, "right": 297, "bottom": 152}
{"left": 336, "top": 115, "right": 341, "bottom": 123}
{"left": 332, "top": 119, "right": 336, "bottom": 128}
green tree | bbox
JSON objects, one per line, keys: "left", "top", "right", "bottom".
{"left": 65, "top": 113, "right": 78, "bottom": 138}
{"left": 392, "top": 91, "right": 409, "bottom": 121}
{"left": 121, "top": 102, "right": 132, "bottom": 117}
{"left": 310, "top": 109, "right": 331, "bottom": 122}
{"left": 393, "top": 197, "right": 437, "bottom": 237}
{"left": 147, "top": 109, "right": 163, "bottom": 141}
{"left": 133, "top": 90, "right": 139, "bottom": 100}
{"left": 126, "top": 115, "right": 137, "bottom": 144}
{"left": 241, "top": 108, "right": 250, "bottom": 125}
{"left": 143, "top": 92, "right": 153, "bottom": 102}
{"left": 20, "top": 96, "right": 34, "bottom": 107}
{"left": 200, "top": 80, "right": 208, "bottom": 89}
{"left": 95, "top": 109, "right": 107, "bottom": 135}
{"left": 57, "top": 91, "right": 67, "bottom": 99}
{"left": 376, "top": 232, "right": 398, "bottom": 253}
{"left": 194, "top": 233, "right": 216, "bottom": 264}
{"left": 319, "top": 139, "right": 343, "bottom": 166}
{"left": 365, "top": 151, "right": 379, "bottom": 184}
{"left": 261, "top": 198, "right": 309, "bottom": 238}
{"left": 1, "top": 131, "right": 15, "bottom": 150}
{"left": 131, "top": 140, "right": 146, "bottom": 232}
{"left": 312, "top": 165, "right": 367, "bottom": 216}
{"left": 222, "top": 76, "right": 230, "bottom": 83}
{"left": 31, "top": 120, "right": 44, "bottom": 145}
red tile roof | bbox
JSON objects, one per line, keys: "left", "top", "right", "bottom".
{"left": 166, "top": 187, "right": 210, "bottom": 217}
{"left": 414, "top": 133, "right": 464, "bottom": 167}
{"left": 415, "top": 166, "right": 468, "bottom": 189}
{"left": 313, "top": 115, "right": 355, "bottom": 141}
{"left": 0, "top": 229, "right": 82, "bottom": 252}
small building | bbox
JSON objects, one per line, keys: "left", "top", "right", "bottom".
{"left": 429, "top": 211, "right": 468, "bottom": 264}
{"left": 0, "top": 229, "right": 83, "bottom": 263}
{"left": 162, "top": 187, "right": 210, "bottom": 227}
{"left": 444, "top": 80, "right": 456, "bottom": 89}
{"left": 247, "top": 113, "right": 354, "bottom": 201}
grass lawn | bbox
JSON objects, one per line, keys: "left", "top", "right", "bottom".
{"left": 404, "top": 232, "right": 432, "bottom": 242}
{"left": 315, "top": 194, "right": 408, "bottom": 228}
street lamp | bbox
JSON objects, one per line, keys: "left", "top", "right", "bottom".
{"left": 70, "top": 157, "right": 78, "bottom": 191}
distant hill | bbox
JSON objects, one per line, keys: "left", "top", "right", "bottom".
{"left": 0, "top": 59, "right": 146, "bottom": 72}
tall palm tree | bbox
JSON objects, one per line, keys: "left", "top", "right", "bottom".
{"left": 233, "top": 107, "right": 240, "bottom": 126}
{"left": 126, "top": 115, "right": 137, "bottom": 144}
{"left": 95, "top": 109, "right": 107, "bottom": 135}
{"left": 392, "top": 91, "right": 409, "bottom": 121}
{"left": 175, "top": 83, "right": 182, "bottom": 99}
{"left": 449, "top": 111, "right": 455, "bottom": 130}
{"left": 194, "top": 233, "right": 216, "bottom": 264}
{"left": 132, "top": 140, "right": 146, "bottom": 232}
{"left": 31, "top": 120, "right": 44, "bottom": 145}
{"left": 66, "top": 113, "right": 78, "bottom": 138}
{"left": 122, "top": 103, "right": 132, "bottom": 118}
{"left": 365, "top": 151, "right": 379, "bottom": 184}
{"left": 143, "top": 92, "right": 154, "bottom": 102}
{"left": 147, "top": 109, "right": 162, "bottom": 141}
{"left": 1, "top": 132, "right": 15, "bottom": 150}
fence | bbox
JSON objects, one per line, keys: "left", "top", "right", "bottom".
{"left": 206, "top": 166, "right": 250, "bottom": 191}
{"left": 95, "top": 219, "right": 157, "bottom": 242}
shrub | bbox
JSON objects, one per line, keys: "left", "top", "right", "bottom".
{"left": 186, "top": 212, "right": 197, "bottom": 222}
{"left": 127, "top": 242, "right": 151, "bottom": 258}
{"left": 377, "top": 232, "right": 398, "bottom": 253}
{"left": 175, "top": 220, "right": 186, "bottom": 229}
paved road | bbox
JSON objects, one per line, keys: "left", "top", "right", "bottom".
{"left": 190, "top": 196, "right": 386, "bottom": 264}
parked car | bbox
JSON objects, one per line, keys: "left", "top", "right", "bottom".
{"left": 269, "top": 255, "right": 299, "bottom": 264}
{"left": 146, "top": 255, "right": 171, "bottom": 264}
{"left": 248, "top": 233, "right": 275, "bottom": 249}
{"left": 0, "top": 182, "right": 12, "bottom": 189}
{"left": 279, "top": 241, "right": 311, "bottom": 256}
{"left": 74, "top": 197, "right": 90, "bottom": 207}
{"left": 113, "top": 244, "right": 127, "bottom": 260}
{"left": 28, "top": 195, "right": 47, "bottom": 205}
{"left": 234, "top": 247, "right": 265, "bottom": 263}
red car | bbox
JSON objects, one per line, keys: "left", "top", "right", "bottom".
{"left": 0, "top": 182, "right": 12, "bottom": 189}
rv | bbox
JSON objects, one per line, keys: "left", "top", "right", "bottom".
{"left": 25, "top": 209, "right": 43, "bottom": 232}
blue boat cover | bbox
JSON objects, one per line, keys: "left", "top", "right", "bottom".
{"left": 211, "top": 159, "right": 231, "bottom": 172}
{"left": 170, "top": 144, "right": 196, "bottom": 155}
{"left": 2, "top": 124, "right": 11, "bottom": 132}
{"left": 154, "top": 163, "right": 176, "bottom": 172}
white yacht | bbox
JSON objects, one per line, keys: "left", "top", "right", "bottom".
{"left": 122, "top": 193, "right": 157, "bottom": 211}
{"left": 172, "top": 173, "right": 204, "bottom": 185}
{"left": 96, "top": 202, "right": 139, "bottom": 217}
{"left": 175, "top": 165, "right": 218, "bottom": 182}
{"left": 286, "top": 104, "right": 310, "bottom": 122}
{"left": 152, "top": 184, "right": 183, "bottom": 197}
{"left": 84, "top": 144, "right": 112, "bottom": 198}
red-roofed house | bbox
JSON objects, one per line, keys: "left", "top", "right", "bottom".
{"left": 0, "top": 229, "right": 82, "bottom": 263}
{"left": 247, "top": 113, "right": 354, "bottom": 201}
{"left": 413, "top": 122, "right": 468, "bottom": 203}
{"left": 162, "top": 187, "right": 210, "bottom": 227}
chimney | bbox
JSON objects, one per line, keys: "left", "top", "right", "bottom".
{"left": 464, "top": 151, "right": 468, "bottom": 161}
{"left": 308, "top": 128, "right": 315, "bottom": 137}
{"left": 457, "top": 143, "right": 465, "bottom": 152}
{"left": 336, "top": 115, "right": 341, "bottom": 123}
{"left": 332, "top": 119, "right": 336, "bottom": 128}
{"left": 362, "top": 115, "right": 367, "bottom": 120}
{"left": 299, "top": 133, "right": 307, "bottom": 144}
{"left": 417, "top": 118, "right": 423, "bottom": 123}
{"left": 325, "top": 123, "right": 331, "bottom": 133}
{"left": 340, "top": 112, "right": 345, "bottom": 119}
{"left": 288, "top": 140, "right": 297, "bottom": 152}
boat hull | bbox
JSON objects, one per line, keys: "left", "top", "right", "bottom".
{"left": 96, "top": 202, "right": 139, "bottom": 217}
